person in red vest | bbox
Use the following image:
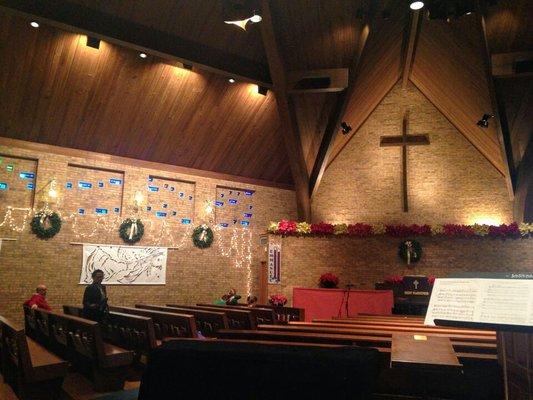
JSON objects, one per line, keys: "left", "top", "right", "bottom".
{"left": 23, "top": 284, "right": 52, "bottom": 311}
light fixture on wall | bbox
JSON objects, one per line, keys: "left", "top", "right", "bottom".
{"left": 477, "top": 113, "right": 494, "bottom": 128}
{"left": 340, "top": 122, "right": 352, "bottom": 135}
{"left": 48, "top": 179, "right": 58, "bottom": 200}
{"left": 134, "top": 191, "right": 145, "bottom": 210}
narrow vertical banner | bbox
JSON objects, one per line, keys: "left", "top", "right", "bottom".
{"left": 268, "top": 243, "right": 281, "bottom": 284}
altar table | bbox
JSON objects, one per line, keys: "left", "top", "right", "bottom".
{"left": 293, "top": 287, "right": 394, "bottom": 322}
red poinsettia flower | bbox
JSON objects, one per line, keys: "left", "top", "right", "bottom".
{"left": 278, "top": 220, "right": 297, "bottom": 235}
{"left": 488, "top": 223, "right": 520, "bottom": 239}
{"left": 384, "top": 275, "right": 403, "bottom": 285}
{"left": 269, "top": 294, "right": 288, "bottom": 307}
{"left": 347, "top": 223, "right": 373, "bottom": 237}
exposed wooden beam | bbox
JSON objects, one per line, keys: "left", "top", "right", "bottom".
{"left": 514, "top": 137, "right": 533, "bottom": 222}
{"left": 0, "top": 0, "right": 272, "bottom": 87}
{"left": 309, "top": 22, "right": 371, "bottom": 198}
{"left": 402, "top": 10, "right": 421, "bottom": 89}
{"left": 259, "top": 0, "right": 311, "bottom": 221}
{"left": 478, "top": 11, "right": 515, "bottom": 199}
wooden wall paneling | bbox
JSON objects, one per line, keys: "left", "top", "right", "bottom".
{"left": 0, "top": 0, "right": 271, "bottom": 86}
{"left": 326, "top": 5, "right": 407, "bottom": 168}
{"left": 260, "top": 0, "right": 311, "bottom": 221}
{"left": 67, "top": 0, "right": 268, "bottom": 66}
{"left": 0, "top": 13, "right": 293, "bottom": 186}
{"left": 409, "top": 15, "right": 507, "bottom": 177}
{"left": 484, "top": 0, "right": 533, "bottom": 54}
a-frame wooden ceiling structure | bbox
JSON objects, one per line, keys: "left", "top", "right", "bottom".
{"left": 0, "top": 0, "right": 531, "bottom": 219}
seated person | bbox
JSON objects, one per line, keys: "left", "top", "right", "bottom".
{"left": 24, "top": 284, "right": 52, "bottom": 310}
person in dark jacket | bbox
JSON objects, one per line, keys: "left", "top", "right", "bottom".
{"left": 82, "top": 269, "right": 108, "bottom": 322}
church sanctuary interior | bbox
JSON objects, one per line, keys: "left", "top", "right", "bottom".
{"left": 0, "top": 0, "right": 532, "bottom": 399}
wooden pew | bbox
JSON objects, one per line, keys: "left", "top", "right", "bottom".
{"left": 64, "top": 305, "right": 158, "bottom": 357}
{"left": 255, "top": 304, "right": 305, "bottom": 322}
{"left": 216, "top": 329, "right": 497, "bottom": 361}
{"left": 257, "top": 324, "right": 497, "bottom": 344}
{"left": 0, "top": 315, "right": 68, "bottom": 400}
{"left": 168, "top": 304, "right": 255, "bottom": 329}
{"left": 197, "top": 303, "right": 277, "bottom": 325}
{"left": 109, "top": 305, "right": 197, "bottom": 341}
{"left": 136, "top": 304, "right": 228, "bottom": 337}
{"left": 23, "top": 307, "right": 134, "bottom": 391}
{"left": 290, "top": 321, "right": 497, "bottom": 338}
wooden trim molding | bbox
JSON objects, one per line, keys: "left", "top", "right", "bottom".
{"left": 0, "top": 137, "right": 295, "bottom": 191}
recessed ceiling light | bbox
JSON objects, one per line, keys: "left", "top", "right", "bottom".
{"left": 228, "top": 78, "right": 236, "bottom": 83}
{"left": 410, "top": 1, "right": 424, "bottom": 10}
{"left": 30, "top": 21, "right": 39, "bottom": 28}
{"left": 249, "top": 14, "right": 262, "bottom": 23}
{"left": 139, "top": 52, "right": 147, "bottom": 59}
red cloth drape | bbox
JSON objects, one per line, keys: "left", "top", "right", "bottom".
{"left": 293, "top": 287, "right": 393, "bottom": 322}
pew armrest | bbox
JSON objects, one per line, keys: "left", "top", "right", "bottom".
{"left": 100, "top": 343, "right": 134, "bottom": 368}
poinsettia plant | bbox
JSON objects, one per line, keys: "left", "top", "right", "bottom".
{"left": 384, "top": 275, "right": 403, "bottom": 285}
{"left": 319, "top": 272, "right": 339, "bottom": 288}
{"left": 269, "top": 294, "right": 288, "bottom": 307}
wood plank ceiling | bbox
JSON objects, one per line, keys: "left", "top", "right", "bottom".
{"left": 0, "top": 0, "right": 530, "bottom": 193}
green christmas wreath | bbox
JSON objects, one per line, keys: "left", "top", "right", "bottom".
{"left": 119, "top": 218, "right": 144, "bottom": 244}
{"left": 398, "top": 239, "right": 422, "bottom": 264}
{"left": 31, "top": 211, "right": 62, "bottom": 239}
{"left": 192, "top": 225, "right": 214, "bottom": 249}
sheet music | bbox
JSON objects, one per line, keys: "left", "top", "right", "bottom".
{"left": 424, "top": 278, "right": 533, "bottom": 326}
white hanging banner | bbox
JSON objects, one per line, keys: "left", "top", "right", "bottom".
{"left": 268, "top": 243, "right": 281, "bottom": 284}
{"left": 80, "top": 244, "right": 167, "bottom": 285}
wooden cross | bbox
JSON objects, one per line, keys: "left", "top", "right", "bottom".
{"left": 380, "top": 111, "right": 430, "bottom": 212}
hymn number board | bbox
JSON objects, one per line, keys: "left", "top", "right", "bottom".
{"left": 64, "top": 165, "right": 124, "bottom": 216}
{"left": 0, "top": 155, "right": 37, "bottom": 211}
{"left": 146, "top": 176, "right": 195, "bottom": 224}
{"left": 215, "top": 186, "right": 254, "bottom": 228}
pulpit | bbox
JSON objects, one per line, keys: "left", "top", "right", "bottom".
{"left": 375, "top": 275, "right": 432, "bottom": 315}
{"left": 292, "top": 287, "right": 394, "bottom": 322}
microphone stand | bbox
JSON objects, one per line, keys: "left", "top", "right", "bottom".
{"left": 345, "top": 284, "right": 355, "bottom": 317}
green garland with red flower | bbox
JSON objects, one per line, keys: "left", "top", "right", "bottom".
{"left": 267, "top": 220, "right": 533, "bottom": 239}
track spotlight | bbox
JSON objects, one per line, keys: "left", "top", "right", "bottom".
{"left": 86, "top": 36, "right": 100, "bottom": 49}
{"left": 139, "top": 52, "right": 147, "bottom": 59}
{"left": 229, "top": 78, "right": 236, "bottom": 83}
{"left": 410, "top": 1, "right": 424, "bottom": 10}
{"left": 183, "top": 64, "right": 193, "bottom": 70}
{"left": 30, "top": 21, "right": 40, "bottom": 28}
{"left": 257, "top": 86, "right": 268, "bottom": 96}
{"left": 477, "top": 114, "right": 494, "bottom": 128}
{"left": 340, "top": 122, "right": 352, "bottom": 135}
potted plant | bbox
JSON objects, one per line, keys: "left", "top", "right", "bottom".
{"left": 319, "top": 273, "right": 339, "bottom": 289}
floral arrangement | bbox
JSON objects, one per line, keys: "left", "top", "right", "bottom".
{"left": 428, "top": 276, "right": 436, "bottom": 285}
{"left": 319, "top": 272, "right": 339, "bottom": 288}
{"left": 269, "top": 294, "right": 288, "bottom": 307}
{"left": 384, "top": 276, "right": 403, "bottom": 285}
{"left": 267, "top": 220, "right": 532, "bottom": 239}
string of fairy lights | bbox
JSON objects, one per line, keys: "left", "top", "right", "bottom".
{"left": 0, "top": 196, "right": 255, "bottom": 272}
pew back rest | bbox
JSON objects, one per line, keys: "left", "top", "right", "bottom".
{"left": 169, "top": 304, "right": 255, "bottom": 330}
{"left": 63, "top": 305, "right": 84, "bottom": 318}
{"left": 0, "top": 316, "right": 32, "bottom": 377}
{"left": 23, "top": 306, "right": 51, "bottom": 345}
{"left": 56, "top": 313, "right": 105, "bottom": 361}
{"left": 136, "top": 304, "right": 228, "bottom": 337}
{"left": 256, "top": 304, "right": 305, "bottom": 322}
{"left": 196, "top": 303, "right": 276, "bottom": 326}
{"left": 103, "top": 312, "right": 157, "bottom": 351}
{"left": 109, "top": 306, "right": 197, "bottom": 340}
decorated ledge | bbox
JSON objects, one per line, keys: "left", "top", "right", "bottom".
{"left": 267, "top": 220, "right": 533, "bottom": 239}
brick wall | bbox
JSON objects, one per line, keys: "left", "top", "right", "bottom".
{"left": 312, "top": 82, "right": 514, "bottom": 225}
{"left": 0, "top": 142, "right": 297, "bottom": 323}
{"left": 267, "top": 235, "right": 533, "bottom": 305}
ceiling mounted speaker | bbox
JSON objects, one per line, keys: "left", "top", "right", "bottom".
{"left": 288, "top": 69, "right": 349, "bottom": 93}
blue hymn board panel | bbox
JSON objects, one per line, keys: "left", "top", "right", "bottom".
{"left": 0, "top": 182, "right": 7, "bottom": 190}
{"left": 78, "top": 208, "right": 85, "bottom": 215}
{"left": 66, "top": 182, "right": 73, "bottom": 189}
{"left": 95, "top": 208, "right": 108, "bottom": 215}
{"left": 148, "top": 186, "right": 159, "bottom": 192}
{"left": 78, "top": 181, "right": 92, "bottom": 189}
{"left": 155, "top": 211, "right": 167, "bottom": 218}
{"left": 19, "top": 172, "right": 35, "bottom": 180}
{"left": 181, "top": 218, "right": 191, "bottom": 224}
{"left": 26, "top": 183, "right": 34, "bottom": 190}
{"left": 109, "top": 178, "right": 122, "bottom": 186}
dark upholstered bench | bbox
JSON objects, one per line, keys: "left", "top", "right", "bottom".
{"left": 138, "top": 338, "right": 381, "bottom": 400}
